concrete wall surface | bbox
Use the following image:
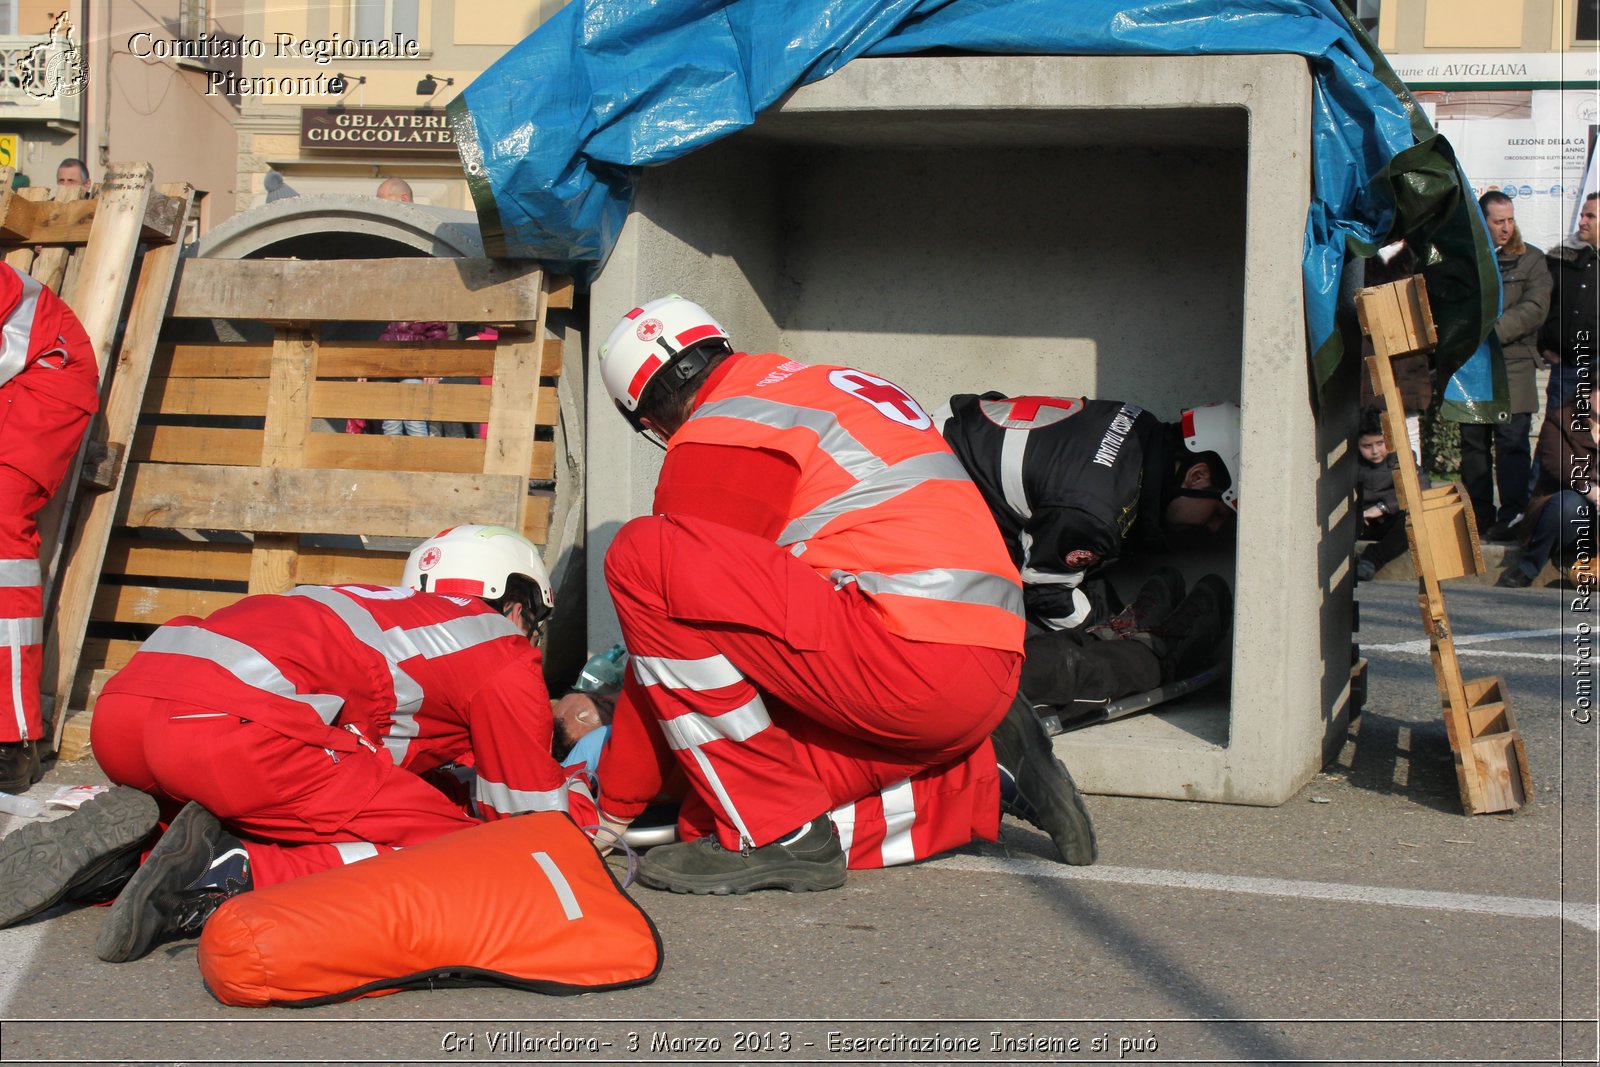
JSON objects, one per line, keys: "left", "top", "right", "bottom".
{"left": 589, "top": 54, "right": 1355, "bottom": 806}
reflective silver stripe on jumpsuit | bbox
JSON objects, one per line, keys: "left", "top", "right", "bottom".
{"left": 286, "top": 585, "right": 521, "bottom": 767}
{"left": 1002, "top": 416, "right": 1089, "bottom": 629}
{"left": 630, "top": 652, "right": 771, "bottom": 847}
{"left": 691, "top": 394, "right": 1023, "bottom": 620}
{"left": 139, "top": 625, "right": 347, "bottom": 724}
{"left": 829, "top": 775, "right": 918, "bottom": 868}
{"left": 0, "top": 270, "right": 44, "bottom": 388}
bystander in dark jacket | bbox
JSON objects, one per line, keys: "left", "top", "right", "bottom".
{"left": 1539, "top": 193, "right": 1599, "bottom": 414}
{"left": 1498, "top": 402, "right": 1597, "bottom": 587}
{"left": 1465, "top": 191, "right": 1551, "bottom": 540}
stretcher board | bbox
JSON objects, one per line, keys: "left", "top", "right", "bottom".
{"left": 0, "top": 164, "right": 192, "bottom": 762}
{"left": 47, "top": 257, "right": 572, "bottom": 760}
{"left": 1037, "top": 663, "right": 1229, "bottom": 735}
{"left": 1355, "top": 276, "right": 1532, "bottom": 815}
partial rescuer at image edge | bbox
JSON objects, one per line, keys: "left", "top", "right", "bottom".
{"left": 591, "top": 295, "right": 1098, "bottom": 895}
{"left": 0, "top": 263, "right": 99, "bottom": 796}
{"left": 1467, "top": 190, "right": 1551, "bottom": 542}
{"left": 0, "top": 526, "right": 594, "bottom": 961}
{"left": 936, "top": 393, "right": 1237, "bottom": 726}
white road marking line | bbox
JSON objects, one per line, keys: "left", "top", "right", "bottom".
{"left": 0, "top": 921, "right": 47, "bottom": 1016}
{"left": 1364, "top": 627, "right": 1571, "bottom": 662}
{"left": 935, "top": 854, "right": 1598, "bottom": 931}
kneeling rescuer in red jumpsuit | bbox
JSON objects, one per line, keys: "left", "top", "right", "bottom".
{"left": 592, "top": 296, "right": 1097, "bottom": 895}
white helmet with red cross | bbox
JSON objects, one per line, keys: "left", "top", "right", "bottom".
{"left": 598, "top": 295, "right": 730, "bottom": 434}
{"left": 1178, "top": 402, "right": 1241, "bottom": 511}
{"left": 402, "top": 524, "right": 553, "bottom": 611}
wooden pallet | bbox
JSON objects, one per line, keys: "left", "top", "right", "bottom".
{"left": 48, "top": 256, "right": 571, "bottom": 759}
{"left": 1355, "top": 276, "right": 1533, "bottom": 814}
{"left": 0, "top": 164, "right": 193, "bottom": 759}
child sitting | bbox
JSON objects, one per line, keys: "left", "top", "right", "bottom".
{"left": 1356, "top": 408, "right": 1420, "bottom": 581}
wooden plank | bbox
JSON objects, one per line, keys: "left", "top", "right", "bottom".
{"left": 57, "top": 709, "right": 95, "bottom": 763}
{"left": 0, "top": 196, "right": 97, "bottom": 244}
{"left": 92, "top": 583, "right": 238, "bottom": 626}
{"left": 545, "top": 276, "right": 574, "bottom": 309}
{"left": 142, "top": 376, "right": 268, "bottom": 416}
{"left": 251, "top": 325, "right": 318, "bottom": 595}
{"left": 81, "top": 638, "right": 149, "bottom": 674}
{"left": 1469, "top": 733, "right": 1526, "bottom": 813}
{"left": 131, "top": 423, "right": 555, "bottom": 475}
{"left": 171, "top": 258, "right": 550, "bottom": 322}
{"left": 157, "top": 339, "right": 529, "bottom": 380}
{"left": 0, "top": 190, "right": 186, "bottom": 246}
{"left": 1416, "top": 483, "right": 1484, "bottom": 582}
{"left": 146, "top": 378, "right": 554, "bottom": 424}
{"left": 103, "top": 536, "right": 253, "bottom": 581}
{"left": 118, "top": 464, "right": 527, "bottom": 538}
{"left": 62, "top": 163, "right": 156, "bottom": 373}
{"left": 40, "top": 183, "right": 196, "bottom": 755}
{"left": 309, "top": 380, "right": 503, "bottom": 422}
{"left": 295, "top": 547, "right": 409, "bottom": 587}
{"left": 305, "top": 432, "right": 485, "bottom": 472}
{"left": 132, "top": 425, "right": 265, "bottom": 466}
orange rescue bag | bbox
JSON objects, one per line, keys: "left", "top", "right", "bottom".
{"left": 198, "top": 811, "right": 662, "bottom": 1007}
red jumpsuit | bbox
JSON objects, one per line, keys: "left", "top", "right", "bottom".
{"left": 597, "top": 353, "right": 1025, "bottom": 868}
{"left": 92, "top": 585, "right": 594, "bottom": 887}
{"left": 0, "top": 265, "right": 97, "bottom": 745}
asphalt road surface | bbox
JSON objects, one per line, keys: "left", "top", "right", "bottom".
{"left": 0, "top": 578, "right": 1592, "bottom": 1066}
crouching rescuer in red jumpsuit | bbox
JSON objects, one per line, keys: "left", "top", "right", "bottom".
{"left": 0, "top": 525, "right": 594, "bottom": 960}
{"left": 592, "top": 296, "right": 1097, "bottom": 895}
{"left": 0, "top": 265, "right": 99, "bottom": 795}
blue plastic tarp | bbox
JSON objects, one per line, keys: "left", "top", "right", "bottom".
{"left": 449, "top": 0, "right": 1502, "bottom": 417}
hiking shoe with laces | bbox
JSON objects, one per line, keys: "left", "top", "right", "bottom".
{"left": 991, "top": 694, "right": 1097, "bottom": 865}
{"left": 636, "top": 816, "right": 846, "bottom": 895}
{"left": 0, "top": 786, "right": 158, "bottom": 929}
{"left": 96, "top": 801, "right": 252, "bottom": 963}
{"left": 0, "top": 740, "right": 42, "bottom": 796}
{"left": 1139, "top": 573, "right": 1233, "bottom": 682}
{"left": 1087, "top": 566, "right": 1186, "bottom": 640}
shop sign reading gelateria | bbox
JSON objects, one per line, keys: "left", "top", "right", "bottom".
{"left": 300, "top": 107, "right": 456, "bottom": 153}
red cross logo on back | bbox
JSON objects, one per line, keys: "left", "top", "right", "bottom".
{"left": 978, "top": 395, "right": 1083, "bottom": 430}
{"left": 829, "top": 369, "right": 931, "bottom": 429}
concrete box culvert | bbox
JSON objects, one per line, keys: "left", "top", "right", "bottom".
{"left": 588, "top": 54, "right": 1356, "bottom": 806}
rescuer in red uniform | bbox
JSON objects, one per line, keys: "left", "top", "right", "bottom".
{"left": 0, "top": 525, "right": 591, "bottom": 960}
{"left": 591, "top": 296, "right": 1097, "bottom": 895}
{"left": 0, "top": 264, "right": 98, "bottom": 796}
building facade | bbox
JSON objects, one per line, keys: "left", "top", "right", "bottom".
{"left": 1375, "top": 0, "right": 1599, "bottom": 249}
{"left": 232, "top": 0, "right": 561, "bottom": 213}
{"left": 0, "top": 1, "right": 246, "bottom": 233}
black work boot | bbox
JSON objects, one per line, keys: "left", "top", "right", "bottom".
{"left": 1138, "top": 573, "right": 1233, "bottom": 682}
{"left": 637, "top": 816, "right": 846, "bottom": 895}
{"left": 991, "top": 694, "right": 1097, "bottom": 864}
{"left": 0, "top": 740, "right": 42, "bottom": 796}
{"left": 0, "top": 786, "right": 159, "bottom": 929}
{"left": 96, "top": 801, "right": 252, "bottom": 963}
{"left": 1087, "top": 566, "right": 1186, "bottom": 640}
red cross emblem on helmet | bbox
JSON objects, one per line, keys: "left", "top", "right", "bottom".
{"left": 636, "top": 318, "right": 664, "bottom": 343}
{"left": 418, "top": 546, "right": 442, "bottom": 571}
